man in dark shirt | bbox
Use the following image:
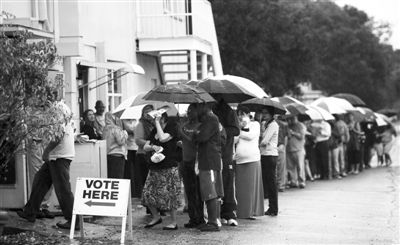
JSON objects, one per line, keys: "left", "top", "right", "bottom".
{"left": 195, "top": 103, "right": 224, "bottom": 232}
{"left": 212, "top": 97, "right": 240, "bottom": 226}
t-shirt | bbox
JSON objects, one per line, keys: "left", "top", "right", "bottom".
{"left": 287, "top": 121, "right": 306, "bottom": 153}
{"left": 49, "top": 121, "right": 75, "bottom": 161}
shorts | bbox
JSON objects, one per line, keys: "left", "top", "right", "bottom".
{"left": 199, "top": 170, "right": 224, "bottom": 201}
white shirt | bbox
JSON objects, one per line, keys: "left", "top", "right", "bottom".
{"left": 49, "top": 121, "right": 75, "bottom": 161}
{"left": 259, "top": 120, "right": 279, "bottom": 156}
{"left": 235, "top": 121, "right": 261, "bottom": 164}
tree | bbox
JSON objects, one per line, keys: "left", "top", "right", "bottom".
{"left": 211, "top": 0, "right": 400, "bottom": 109}
{"left": 0, "top": 31, "right": 66, "bottom": 183}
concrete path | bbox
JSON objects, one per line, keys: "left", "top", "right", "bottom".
{"left": 3, "top": 132, "right": 400, "bottom": 244}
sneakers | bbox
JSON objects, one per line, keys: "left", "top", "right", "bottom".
{"left": 216, "top": 218, "right": 222, "bottom": 227}
{"left": 299, "top": 183, "right": 306, "bottom": 189}
{"left": 220, "top": 218, "right": 228, "bottom": 225}
{"left": 17, "top": 210, "right": 35, "bottom": 223}
{"left": 56, "top": 220, "right": 80, "bottom": 230}
{"left": 227, "top": 219, "right": 238, "bottom": 226}
{"left": 199, "top": 222, "right": 220, "bottom": 232}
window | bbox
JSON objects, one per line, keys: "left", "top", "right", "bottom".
{"left": 107, "top": 70, "right": 122, "bottom": 112}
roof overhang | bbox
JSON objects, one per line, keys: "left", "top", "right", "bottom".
{"left": 78, "top": 60, "right": 145, "bottom": 75}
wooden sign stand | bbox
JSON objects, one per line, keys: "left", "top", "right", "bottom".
{"left": 69, "top": 178, "right": 133, "bottom": 244}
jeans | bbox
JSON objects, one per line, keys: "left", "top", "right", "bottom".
{"left": 287, "top": 150, "right": 306, "bottom": 186}
{"left": 181, "top": 160, "right": 205, "bottom": 224}
{"left": 107, "top": 154, "right": 125, "bottom": 179}
{"left": 315, "top": 140, "right": 330, "bottom": 179}
{"left": 261, "top": 155, "right": 278, "bottom": 213}
{"left": 331, "top": 144, "right": 345, "bottom": 177}
{"left": 124, "top": 150, "right": 136, "bottom": 196}
{"left": 24, "top": 159, "right": 74, "bottom": 220}
{"left": 276, "top": 146, "right": 287, "bottom": 189}
{"left": 221, "top": 160, "right": 237, "bottom": 220}
{"left": 133, "top": 153, "right": 149, "bottom": 198}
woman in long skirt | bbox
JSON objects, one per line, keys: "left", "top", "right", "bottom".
{"left": 235, "top": 106, "right": 264, "bottom": 219}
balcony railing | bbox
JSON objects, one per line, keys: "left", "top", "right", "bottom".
{"left": 136, "top": 1, "right": 215, "bottom": 44}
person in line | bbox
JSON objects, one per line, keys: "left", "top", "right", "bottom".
{"left": 178, "top": 104, "right": 206, "bottom": 228}
{"left": 259, "top": 107, "right": 279, "bottom": 216}
{"left": 346, "top": 113, "right": 363, "bottom": 174}
{"left": 81, "top": 109, "right": 102, "bottom": 140}
{"left": 103, "top": 112, "right": 128, "bottom": 179}
{"left": 122, "top": 118, "right": 138, "bottom": 197}
{"left": 26, "top": 138, "right": 54, "bottom": 219}
{"left": 381, "top": 124, "right": 397, "bottom": 166}
{"left": 142, "top": 112, "right": 181, "bottom": 230}
{"left": 276, "top": 117, "right": 288, "bottom": 192}
{"left": 194, "top": 103, "right": 224, "bottom": 232}
{"left": 234, "top": 106, "right": 264, "bottom": 220}
{"left": 286, "top": 115, "right": 307, "bottom": 188}
{"left": 212, "top": 97, "right": 240, "bottom": 226}
{"left": 93, "top": 100, "right": 106, "bottom": 139}
{"left": 310, "top": 119, "right": 331, "bottom": 180}
{"left": 133, "top": 105, "right": 155, "bottom": 198}
{"left": 330, "top": 115, "right": 347, "bottom": 178}
{"left": 17, "top": 102, "right": 78, "bottom": 230}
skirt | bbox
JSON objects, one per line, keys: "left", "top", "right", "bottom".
{"left": 142, "top": 167, "right": 182, "bottom": 211}
{"left": 235, "top": 161, "right": 265, "bottom": 218}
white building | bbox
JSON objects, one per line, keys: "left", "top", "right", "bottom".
{"left": 0, "top": 0, "right": 223, "bottom": 208}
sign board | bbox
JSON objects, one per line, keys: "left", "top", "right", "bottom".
{"left": 70, "top": 177, "right": 132, "bottom": 243}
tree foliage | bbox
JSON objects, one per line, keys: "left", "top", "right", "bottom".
{"left": 212, "top": 0, "right": 400, "bottom": 110}
{"left": 0, "top": 31, "right": 67, "bottom": 182}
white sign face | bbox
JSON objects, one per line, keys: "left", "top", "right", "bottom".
{"left": 73, "top": 177, "right": 130, "bottom": 217}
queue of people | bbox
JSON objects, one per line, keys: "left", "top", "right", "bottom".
{"left": 17, "top": 98, "right": 397, "bottom": 233}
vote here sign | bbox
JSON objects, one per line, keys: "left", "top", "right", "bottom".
{"left": 73, "top": 177, "right": 130, "bottom": 217}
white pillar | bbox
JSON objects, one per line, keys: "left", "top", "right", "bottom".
{"left": 201, "top": 53, "right": 207, "bottom": 79}
{"left": 63, "top": 57, "right": 80, "bottom": 129}
{"left": 190, "top": 50, "right": 197, "bottom": 81}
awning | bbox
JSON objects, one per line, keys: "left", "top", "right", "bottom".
{"left": 78, "top": 60, "right": 145, "bottom": 75}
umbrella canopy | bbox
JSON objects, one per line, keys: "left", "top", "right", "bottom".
{"left": 374, "top": 112, "right": 390, "bottom": 126}
{"left": 187, "top": 75, "right": 268, "bottom": 103}
{"left": 142, "top": 83, "right": 215, "bottom": 104}
{"left": 311, "top": 97, "right": 349, "bottom": 114}
{"left": 377, "top": 108, "right": 398, "bottom": 117}
{"left": 307, "top": 105, "right": 335, "bottom": 121}
{"left": 284, "top": 103, "right": 313, "bottom": 121}
{"left": 356, "top": 107, "right": 377, "bottom": 122}
{"left": 114, "top": 92, "right": 178, "bottom": 118}
{"left": 240, "top": 97, "right": 286, "bottom": 115}
{"left": 331, "top": 93, "right": 366, "bottom": 107}
{"left": 274, "top": 96, "right": 304, "bottom": 106}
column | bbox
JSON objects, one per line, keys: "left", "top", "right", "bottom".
{"left": 201, "top": 53, "right": 208, "bottom": 79}
{"left": 190, "top": 50, "right": 197, "bottom": 81}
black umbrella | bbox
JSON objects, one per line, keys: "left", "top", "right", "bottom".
{"left": 142, "top": 83, "right": 215, "bottom": 104}
{"left": 240, "top": 97, "right": 286, "bottom": 115}
{"left": 331, "top": 93, "right": 366, "bottom": 107}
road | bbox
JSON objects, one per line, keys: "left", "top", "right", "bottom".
{"left": 3, "top": 134, "right": 400, "bottom": 245}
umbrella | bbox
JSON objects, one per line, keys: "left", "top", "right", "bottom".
{"left": 311, "top": 97, "right": 349, "bottom": 114}
{"left": 142, "top": 83, "right": 215, "bottom": 104}
{"left": 114, "top": 92, "right": 178, "bottom": 118}
{"left": 374, "top": 112, "right": 389, "bottom": 127}
{"left": 377, "top": 108, "right": 398, "bottom": 117}
{"left": 187, "top": 75, "right": 269, "bottom": 103}
{"left": 356, "top": 107, "right": 377, "bottom": 122}
{"left": 307, "top": 105, "right": 335, "bottom": 121}
{"left": 331, "top": 93, "right": 366, "bottom": 107}
{"left": 274, "top": 96, "right": 304, "bottom": 106}
{"left": 284, "top": 103, "right": 312, "bottom": 121}
{"left": 240, "top": 97, "right": 286, "bottom": 115}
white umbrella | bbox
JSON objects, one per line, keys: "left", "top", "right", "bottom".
{"left": 311, "top": 97, "right": 348, "bottom": 114}
{"left": 307, "top": 105, "right": 335, "bottom": 121}
{"left": 374, "top": 112, "right": 389, "bottom": 126}
{"left": 114, "top": 92, "right": 178, "bottom": 118}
